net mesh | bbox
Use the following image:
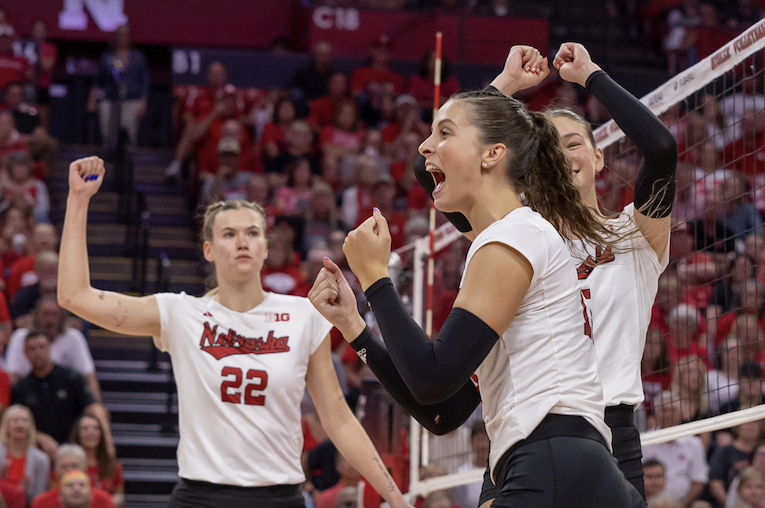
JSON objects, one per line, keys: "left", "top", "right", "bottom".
{"left": 385, "top": 18, "right": 765, "bottom": 502}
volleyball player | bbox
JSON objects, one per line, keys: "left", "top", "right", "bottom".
{"left": 56, "top": 157, "right": 412, "bottom": 508}
{"left": 309, "top": 87, "right": 644, "bottom": 505}
{"left": 411, "top": 43, "right": 676, "bottom": 502}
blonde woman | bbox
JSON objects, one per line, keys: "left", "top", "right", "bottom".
{"left": 671, "top": 355, "right": 710, "bottom": 424}
{"left": 57, "top": 156, "right": 411, "bottom": 508}
{"left": 0, "top": 404, "right": 49, "bottom": 500}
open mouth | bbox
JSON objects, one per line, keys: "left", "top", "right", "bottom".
{"left": 426, "top": 163, "right": 446, "bottom": 194}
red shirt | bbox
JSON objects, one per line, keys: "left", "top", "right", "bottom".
{"left": 316, "top": 482, "right": 348, "bottom": 508}
{"left": 260, "top": 266, "right": 310, "bottom": 297}
{"left": 350, "top": 67, "right": 405, "bottom": 95}
{"left": 382, "top": 123, "right": 401, "bottom": 144}
{"left": 31, "top": 487, "right": 116, "bottom": 508}
{"left": 5, "top": 452, "right": 24, "bottom": 484}
{"left": 0, "top": 55, "right": 28, "bottom": 91}
{"left": 319, "top": 126, "right": 365, "bottom": 151}
{"left": 261, "top": 123, "right": 286, "bottom": 149}
{"left": 5, "top": 256, "right": 35, "bottom": 299}
{"left": 86, "top": 462, "right": 124, "bottom": 494}
{"left": 197, "top": 135, "right": 262, "bottom": 176}
{"left": 0, "top": 478, "right": 25, "bottom": 508}
{"left": 0, "top": 140, "right": 29, "bottom": 167}
{"left": 309, "top": 96, "right": 338, "bottom": 130}
{"left": 408, "top": 75, "right": 461, "bottom": 108}
{"left": 35, "top": 43, "right": 57, "bottom": 88}
{"left": 724, "top": 134, "right": 765, "bottom": 175}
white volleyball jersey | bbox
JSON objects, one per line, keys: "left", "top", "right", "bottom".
{"left": 153, "top": 292, "right": 332, "bottom": 487}
{"left": 461, "top": 207, "right": 611, "bottom": 480}
{"left": 569, "top": 203, "right": 670, "bottom": 407}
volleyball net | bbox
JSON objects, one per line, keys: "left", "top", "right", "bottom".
{"left": 391, "top": 17, "right": 765, "bottom": 502}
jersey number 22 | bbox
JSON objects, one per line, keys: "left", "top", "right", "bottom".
{"left": 220, "top": 366, "right": 268, "bottom": 406}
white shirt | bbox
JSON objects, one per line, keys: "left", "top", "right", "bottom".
{"left": 6, "top": 328, "right": 95, "bottom": 377}
{"left": 153, "top": 292, "right": 332, "bottom": 487}
{"left": 569, "top": 203, "right": 670, "bottom": 407}
{"left": 642, "top": 436, "right": 709, "bottom": 501}
{"left": 462, "top": 207, "right": 611, "bottom": 480}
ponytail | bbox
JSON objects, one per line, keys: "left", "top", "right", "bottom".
{"left": 521, "top": 111, "right": 614, "bottom": 251}
{"left": 452, "top": 89, "right": 621, "bottom": 252}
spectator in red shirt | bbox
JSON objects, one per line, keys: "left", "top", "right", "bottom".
{"left": 364, "top": 177, "right": 406, "bottom": 250}
{"left": 260, "top": 231, "right": 310, "bottom": 296}
{"left": 320, "top": 101, "right": 365, "bottom": 185}
{"left": 264, "top": 120, "right": 319, "bottom": 178}
{"left": 303, "top": 182, "right": 343, "bottom": 254}
{"left": 351, "top": 36, "right": 405, "bottom": 124}
{"left": 382, "top": 95, "right": 430, "bottom": 160}
{"left": 408, "top": 50, "right": 460, "bottom": 121}
{"left": 31, "top": 445, "right": 115, "bottom": 508}
{"left": 274, "top": 158, "right": 314, "bottom": 216}
{"left": 0, "top": 112, "right": 29, "bottom": 169}
{"left": 0, "top": 405, "right": 50, "bottom": 501}
{"left": 69, "top": 416, "right": 123, "bottom": 507}
{"left": 724, "top": 109, "right": 765, "bottom": 176}
{"left": 262, "top": 97, "right": 296, "bottom": 161}
{"left": 2, "top": 152, "right": 49, "bottom": 224}
{"left": 667, "top": 304, "right": 704, "bottom": 365}
{"left": 309, "top": 73, "right": 348, "bottom": 133}
{"left": 390, "top": 131, "right": 428, "bottom": 211}
{"left": 641, "top": 327, "right": 672, "bottom": 418}
{"left": 165, "top": 61, "right": 228, "bottom": 180}
{"left": 6, "top": 223, "right": 57, "bottom": 301}
{"left": 199, "top": 138, "right": 252, "bottom": 205}
{"left": 341, "top": 155, "right": 378, "bottom": 230}
{"left": 4, "top": 82, "right": 58, "bottom": 177}
{"left": 0, "top": 26, "right": 29, "bottom": 94}
{"left": 315, "top": 453, "right": 360, "bottom": 508}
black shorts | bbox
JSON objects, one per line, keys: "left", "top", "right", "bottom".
{"left": 487, "top": 414, "right": 644, "bottom": 508}
{"left": 168, "top": 479, "right": 305, "bottom": 508}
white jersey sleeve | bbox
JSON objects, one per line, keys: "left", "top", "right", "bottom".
{"left": 153, "top": 293, "right": 184, "bottom": 353}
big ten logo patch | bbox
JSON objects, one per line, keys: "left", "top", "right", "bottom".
{"left": 266, "top": 313, "right": 290, "bottom": 322}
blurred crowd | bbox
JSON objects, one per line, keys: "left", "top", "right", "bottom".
{"left": 0, "top": 1, "right": 763, "bottom": 508}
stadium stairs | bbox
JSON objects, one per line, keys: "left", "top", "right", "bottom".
{"left": 50, "top": 146, "right": 203, "bottom": 506}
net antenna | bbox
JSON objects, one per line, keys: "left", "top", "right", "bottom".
{"left": 404, "top": 17, "right": 765, "bottom": 500}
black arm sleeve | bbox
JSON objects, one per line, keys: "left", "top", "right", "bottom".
{"left": 585, "top": 70, "right": 678, "bottom": 218}
{"left": 351, "top": 327, "right": 481, "bottom": 435}
{"left": 364, "top": 278, "right": 499, "bottom": 404}
{"left": 414, "top": 155, "right": 473, "bottom": 233}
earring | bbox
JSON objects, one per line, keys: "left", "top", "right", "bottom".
{"left": 482, "top": 162, "right": 488, "bottom": 167}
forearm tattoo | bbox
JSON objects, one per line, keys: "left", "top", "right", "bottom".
{"left": 372, "top": 457, "right": 396, "bottom": 493}
{"left": 107, "top": 301, "right": 128, "bottom": 327}
{"left": 99, "top": 291, "right": 105, "bottom": 301}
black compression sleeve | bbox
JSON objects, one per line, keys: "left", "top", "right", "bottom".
{"left": 586, "top": 70, "right": 678, "bottom": 218}
{"left": 350, "top": 327, "right": 481, "bottom": 435}
{"left": 414, "top": 155, "right": 473, "bottom": 233}
{"left": 364, "top": 278, "right": 499, "bottom": 404}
